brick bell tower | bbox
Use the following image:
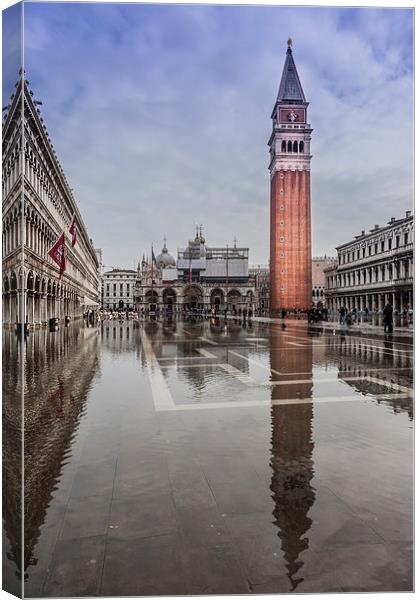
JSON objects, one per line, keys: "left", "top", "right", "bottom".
{"left": 269, "top": 39, "right": 312, "bottom": 314}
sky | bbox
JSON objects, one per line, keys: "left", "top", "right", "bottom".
{"left": 4, "top": 2, "right": 414, "bottom": 267}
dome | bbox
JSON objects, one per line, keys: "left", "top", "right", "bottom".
{"left": 156, "top": 239, "right": 176, "bottom": 268}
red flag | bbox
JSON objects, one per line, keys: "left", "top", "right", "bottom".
{"left": 48, "top": 233, "right": 66, "bottom": 276}
{"left": 69, "top": 216, "right": 77, "bottom": 247}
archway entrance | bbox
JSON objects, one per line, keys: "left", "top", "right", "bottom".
{"left": 163, "top": 288, "right": 176, "bottom": 315}
{"left": 227, "top": 289, "right": 241, "bottom": 313}
{"left": 210, "top": 288, "right": 224, "bottom": 314}
{"left": 145, "top": 290, "right": 159, "bottom": 315}
{"left": 184, "top": 285, "right": 203, "bottom": 313}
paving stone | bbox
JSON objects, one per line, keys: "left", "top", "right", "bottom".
{"left": 100, "top": 534, "right": 187, "bottom": 596}
{"left": 108, "top": 490, "right": 178, "bottom": 540}
{"left": 43, "top": 535, "right": 106, "bottom": 597}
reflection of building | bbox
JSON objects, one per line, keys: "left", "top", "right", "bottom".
{"left": 2, "top": 329, "right": 22, "bottom": 595}
{"left": 2, "top": 75, "right": 100, "bottom": 328}
{"left": 269, "top": 40, "right": 312, "bottom": 313}
{"left": 23, "top": 326, "right": 100, "bottom": 581}
{"left": 324, "top": 212, "right": 413, "bottom": 313}
{"left": 312, "top": 257, "right": 336, "bottom": 306}
{"left": 269, "top": 327, "right": 315, "bottom": 591}
{"left": 134, "top": 228, "right": 258, "bottom": 314}
{"left": 101, "top": 320, "right": 139, "bottom": 353}
{"left": 323, "top": 334, "right": 413, "bottom": 420}
{"left": 102, "top": 268, "right": 137, "bottom": 310}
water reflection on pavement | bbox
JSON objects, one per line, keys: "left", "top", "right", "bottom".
{"left": 3, "top": 317, "right": 413, "bottom": 595}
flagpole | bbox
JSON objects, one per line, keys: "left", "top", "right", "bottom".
{"left": 151, "top": 243, "right": 154, "bottom": 314}
{"left": 226, "top": 244, "right": 229, "bottom": 312}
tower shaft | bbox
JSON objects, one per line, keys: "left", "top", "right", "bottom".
{"left": 269, "top": 43, "right": 312, "bottom": 313}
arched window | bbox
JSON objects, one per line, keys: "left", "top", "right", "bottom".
{"left": 293, "top": 141, "right": 298, "bottom": 153}
{"left": 287, "top": 140, "right": 292, "bottom": 152}
{"left": 299, "top": 141, "right": 304, "bottom": 153}
{"left": 281, "top": 141, "right": 286, "bottom": 152}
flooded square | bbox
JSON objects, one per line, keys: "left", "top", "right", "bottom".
{"left": 3, "top": 317, "right": 413, "bottom": 596}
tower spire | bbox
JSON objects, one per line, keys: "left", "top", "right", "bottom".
{"left": 276, "top": 40, "right": 306, "bottom": 104}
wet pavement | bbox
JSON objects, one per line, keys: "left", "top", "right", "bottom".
{"left": 3, "top": 317, "right": 413, "bottom": 595}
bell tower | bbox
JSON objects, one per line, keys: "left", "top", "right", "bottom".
{"left": 269, "top": 39, "right": 312, "bottom": 313}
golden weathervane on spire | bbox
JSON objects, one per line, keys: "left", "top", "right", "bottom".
{"left": 287, "top": 37, "right": 293, "bottom": 48}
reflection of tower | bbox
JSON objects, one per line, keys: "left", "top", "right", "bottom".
{"left": 269, "top": 326, "right": 315, "bottom": 590}
{"left": 269, "top": 39, "right": 312, "bottom": 312}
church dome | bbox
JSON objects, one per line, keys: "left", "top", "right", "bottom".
{"left": 156, "top": 239, "right": 176, "bottom": 268}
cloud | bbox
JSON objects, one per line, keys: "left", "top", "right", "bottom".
{"left": 23, "top": 4, "right": 413, "bottom": 266}
{"left": 2, "top": 2, "right": 21, "bottom": 106}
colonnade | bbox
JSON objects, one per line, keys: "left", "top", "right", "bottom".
{"left": 326, "top": 289, "right": 413, "bottom": 313}
{"left": 2, "top": 270, "right": 85, "bottom": 328}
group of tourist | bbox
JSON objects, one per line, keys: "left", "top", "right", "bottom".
{"left": 337, "top": 304, "right": 413, "bottom": 333}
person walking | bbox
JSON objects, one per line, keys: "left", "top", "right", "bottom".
{"left": 383, "top": 303, "right": 394, "bottom": 334}
{"left": 339, "top": 306, "right": 346, "bottom": 325}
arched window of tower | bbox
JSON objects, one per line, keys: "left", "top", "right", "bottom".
{"left": 293, "top": 141, "right": 298, "bottom": 153}
{"left": 287, "top": 140, "right": 292, "bottom": 152}
{"left": 299, "top": 141, "right": 304, "bottom": 153}
{"left": 281, "top": 141, "right": 286, "bottom": 152}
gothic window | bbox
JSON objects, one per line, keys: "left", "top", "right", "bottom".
{"left": 293, "top": 141, "right": 298, "bottom": 153}
{"left": 281, "top": 141, "right": 286, "bottom": 152}
{"left": 299, "top": 141, "right": 304, "bottom": 153}
{"left": 287, "top": 141, "right": 292, "bottom": 152}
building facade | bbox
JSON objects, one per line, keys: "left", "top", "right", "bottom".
{"left": 249, "top": 266, "right": 270, "bottom": 314}
{"left": 269, "top": 39, "right": 312, "bottom": 313}
{"left": 2, "top": 75, "right": 100, "bottom": 328}
{"left": 102, "top": 269, "right": 137, "bottom": 310}
{"left": 324, "top": 212, "right": 413, "bottom": 313}
{"left": 134, "top": 229, "right": 259, "bottom": 315}
{"left": 312, "top": 257, "right": 337, "bottom": 306}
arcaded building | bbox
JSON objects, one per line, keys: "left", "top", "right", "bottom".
{"left": 2, "top": 76, "right": 100, "bottom": 328}
{"left": 269, "top": 40, "right": 312, "bottom": 314}
{"left": 324, "top": 212, "right": 413, "bottom": 313}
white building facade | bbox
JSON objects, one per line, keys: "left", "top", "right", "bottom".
{"left": 2, "top": 75, "right": 101, "bottom": 328}
{"left": 324, "top": 212, "right": 413, "bottom": 314}
{"left": 102, "top": 269, "right": 137, "bottom": 310}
